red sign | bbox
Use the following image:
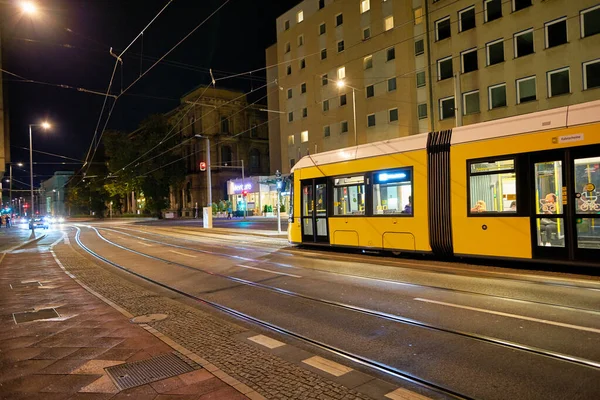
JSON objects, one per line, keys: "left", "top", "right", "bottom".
{"left": 199, "top": 161, "right": 206, "bottom": 172}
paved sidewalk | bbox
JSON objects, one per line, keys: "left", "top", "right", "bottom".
{"left": 0, "top": 231, "right": 250, "bottom": 400}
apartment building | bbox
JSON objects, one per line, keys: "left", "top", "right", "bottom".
{"left": 268, "top": 0, "right": 600, "bottom": 173}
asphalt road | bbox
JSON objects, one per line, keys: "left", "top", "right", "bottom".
{"left": 71, "top": 222, "right": 600, "bottom": 399}
{"left": 133, "top": 216, "right": 289, "bottom": 232}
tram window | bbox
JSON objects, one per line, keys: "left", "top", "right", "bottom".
{"left": 372, "top": 169, "right": 413, "bottom": 215}
{"left": 469, "top": 159, "right": 517, "bottom": 214}
{"left": 333, "top": 176, "right": 366, "bottom": 216}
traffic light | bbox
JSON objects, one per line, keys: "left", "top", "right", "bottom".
{"left": 199, "top": 161, "right": 206, "bottom": 172}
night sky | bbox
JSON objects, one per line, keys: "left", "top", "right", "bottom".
{"left": 2, "top": 0, "right": 299, "bottom": 188}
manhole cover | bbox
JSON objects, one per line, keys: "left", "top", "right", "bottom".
{"left": 13, "top": 308, "right": 60, "bottom": 324}
{"left": 130, "top": 314, "right": 168, "bottom": 323}
{"left": 10, "top": 281, "right": 42, "bottom": 289}
{"left": 105, "top": 352, "right": 194, "bottom": 390}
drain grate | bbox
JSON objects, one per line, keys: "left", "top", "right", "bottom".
{"left": 105, "top": 352, "right": 195, "bottom": 390}
{"left": 13, "top": 308, "right": 59, "bottom": 324}
{"left": 10, "top": 281, "right": 42, "bottom": 289}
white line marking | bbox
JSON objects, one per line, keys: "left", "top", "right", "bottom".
{"left": 137, "top": 241, "right": 152, "bottom": 247}
{"left": 237, "top": 264, "right": 301, "bottom": 278}
{"left": 248, "top": 334, "right": 286, "bottom": 349}
{"left": 302, "top": 356, "right": 352, "bottom": 377}
{"left": 168, "top": 250, "right": 197, "bottom": 258}
{"left": 414, "top": 298, "right": 600, "bottom": 334}
{"left": 385, "top": 387, "right": 431, "bottom": 400}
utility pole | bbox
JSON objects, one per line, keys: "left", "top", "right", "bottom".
{"left": 275, "top": 170, "right": 282, "bottom": 234}
{"left": 241, "top": 159, "right": 246, "bottom": 220}
{"left": 206, "top": 137, "right": 212, "bottom": 206}
{"left": 454, "top": 72, "right": 463, "bottom": 127}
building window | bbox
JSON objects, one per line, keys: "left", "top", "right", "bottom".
{"left": 288, "top": 111, "right": 293, "bottom": 122}
{"left": 486, "top": 39, "right": 504, "bottom": 66}
{"left": 319, "top": 0, "right": 325, "bottom": 10}
{"left": 336, "top": 13, "right": 343, "bottom": 26}
{"left": 337, "top": 66, "right": 346, "bottom": 80}
{"left": 363, "top": 27, "right": 371, "bottom": 40}
{"left": 489, "top": 83, "right": 507, "bottom": 109}
{"left": 360, "top": 0, "right": 370, "bottom": 14}
{"left": 517, "top": 76, "right": 537, "bottom": 104}
{"left": 290, "top": 158, "right": 295, "bottom": 168}
{"left": 414, "top": 8, "right": 423, "bottom": 25}
{"left": 386, "top": 47, "right": 395, "bottom": 61}
{"left": 364, "top": 55, "right": 373, "bottom": 69}
{"left": 341, "top": 121, "right": 348, "bottom": 133}
{"left": 415, "top": 39, "right": 424, "bottom": 56}
{"left": 319, "top": 23, "right": 326, "bottom": 35}
{"left": 321, "top": 48, "right": 327, "bottom": 60}
{"left": 435, "top": 16, "right": 451, "bottom": 41}
{"left": 220, "top": 116, "right": 229, "bottom": 133}
{"left": 301, "top": 130, "right": 308, "bottom": 143}
{"left": 322, "top": 74, "right": 328, "bottom": 86}
{"left": 221, "top": 145, "right": 232, "bottom": 164}
{"left": 469, "top": 159, "right": 517, "bottom": 214}
{"left": 298, "top": 35, "right": 304, "bottom": 47}
{"left": 581, "top": 5, "right": 600, "bottom": 38}
{"left": 388, "top": 77, "right": 397, "bottom": 91}
{"left": 288, "top": 135, "right": 295, "bottom": 146}
{"left": 547, "top": 67, "right": 570, "bottom": 97}
{"left": 287, "top": 88, "right": 292, "bottom": 99}
{"left": 459, "top": 6, "right": 475, "bottom": 32}
{"left": 484, "top": 0, "right": 502, "bottom": 23}
{"left": 513, "top": 0, "right": 531, "bottom": 12}
{"left": 297, "top": 10, "right": 304, "bottom": 23}
{"left": 340, "top": 94, "right": 347, "bottom": 106}
{"left": 323, "top": 125, "right": 331, "bottom": 137}
{"left": 545, "top": 17, "right": 567, "bottom": 48}
{"left": 250, "top": 124, "right": 257, "bottom": 138}
{"left": 302, "top": 107, "right": 308, "bottom": 118}
{"left": 301, "top": 82, "right": 306, "bottom": 93}
{"left": 285, "top": 42, "right": 290, "bottom": 53}
{"left": 463, "top": 90, "right": 480, "bottom": 115}
{"left": 334, "top": 175, "right": 366, "bottom": 216}
{"left": 389, "top": 108, "right": 399, "bottom": 122}
{"left": 583, "top": 59, "right": 600, "bottom": 90}
{"left": 438, "top": 56, "right": 453, "bottom": 80}
{"left": 439, "top": 96, "right": 455, "bottom": 120}
{"left": 323, "top": 99, "right": 330, "bottom": 112}
{"left": 366, "top": 85, "right": 375, "bottom": 98}
{"left": 300, "top": 59, "right": 306, "bottom": 69}
{"left": 372, "top": 168, "right": 412, "bottom": 215}
{"left": 461, "top": 48, "right": 478, "bottom": 73}
{"left": 514, "top": 29, "right": 534, "bottom": 58}
{"left": 284, "top": 20, "right": 290, "bottom": 30}
{"left": 417, "top": 103, "right": 428, "bottom": 119}
{"left": 286, "top": 65, "right": 292, "bottom": 75}
{"left": 337, "top": 40, "right": 345, "bottom": 53}
{"left": 385, "top": 16, "right": 394, "bottom": 31}
{"left": 250, "top": 149, "right": 261, "bottom": 171}
{"left": 416, "top": 71, "right": 426, "bottom": 88}
{"left": 367, "top": 114, "right": 376, "bottom": 127}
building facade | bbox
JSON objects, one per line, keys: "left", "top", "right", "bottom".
{"left": 167, "top": 86, "right": 270, "bottom": 217}
{"left": 39, "top": 171, "right": 74, "bottom": 217}
{"left": 268, "top": 0, "right": 600, "bottom": 173}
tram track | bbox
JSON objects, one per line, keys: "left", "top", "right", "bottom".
{"left": 77, "top": 225, "right": 600, "bottom": 372}
{"left": 101, "top": 225, "right": 600, "bottom": 315}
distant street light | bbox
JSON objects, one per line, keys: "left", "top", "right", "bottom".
{"left": 335, "top": 79, "right": 358, "bottom": 146}
{"left": 28, "top": 121, "right": 52, "bottom": 231}
{"left": 20, "top": 1, "right": 37, "bottom": 15}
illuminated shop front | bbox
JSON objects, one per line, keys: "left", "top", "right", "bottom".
{"left": 227, "top": 175, "right": 290, "bottom": 215}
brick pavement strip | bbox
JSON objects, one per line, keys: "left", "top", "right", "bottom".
{"left": 53, "top": 238, "right": 375, "bottom": 400}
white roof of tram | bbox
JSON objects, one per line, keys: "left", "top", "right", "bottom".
{"left": 291, "top": 100, "right": 600, "bottom": 173}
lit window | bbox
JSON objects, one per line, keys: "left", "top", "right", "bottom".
{"left": 323, "top": 125, "right": 331, "bottom": 137}
{"left": 298, "top": 35, "right": 304, "bottom": 47}
{"left": 547, "top": 67, "right": 570, "bottom": 97}
{"left": 484, "top": 0, "right": 502, "bottom": 23}
{"left": 302, "top": 107, "right": 308, "bottom": 118}
{"left": 389, "top": 108, "right": 399, "bottom": 122}
{"left": 581, "top": 5, "right": 600, "bottom": 38}
{"left": 300, "top": 59, "right": 306, "bottom": 69}
{"left": 285, "top": 42, "right": 290, "bottom": 53}
{"left": 288, "top": 135, "right": 295, "bottom": 145}
{"left": 414, "top": 8, "right": 423, "bottom": 25}
{"left": 385, "top": 16, "right": 394, "bottom": 31}
{"left": 301, "top": 82, "right": 306, "bottom": 93}
{"left": 366, "top": 85, "right": 375, "bottom": 98}
{"left": 488, "top": 83, "right": 507, "bottom": 109}
{"left": 486, "top": 39, "right": 504, "bottom": 66}
{"left": 336, "top": 13, "right": 343, "bottom": 27}
{"left": 301, "top": 130, "right": 308, "bottom": 143}
{"left": 337, "top": 66, "right": 346, "bottom": 80}
{"left": 513, "top": 0, "right": 531, "bottom": 12}
{"left": 334, "top": 176, "right": 365, "bottom": 216}
{"left": 323, "top": 99, "right": 330, "bottom": 112}
{"left": 459, "top": 6, "right": 475, "bottom": 32}
{"left": 341, "top": 121, "right": 348, "bottom": 133}
{"left": 322, "top": 74, "right": 328, "bottom": 86}
{"left": 337, "top": 40, "right": 344, "bottom": 53}
{"left": 288, "top": 112, "right": 293, "bottom": 122}
{"left": 514, "top": 29, "right": 534, "bottom": 58}
{"left": 286, "top": 65, "right": 291, "bottom": 75}
{"left": 297, "top": 10, "right": 304, "bottom": 23}
{"left": 388, "top": 77, "right": 397, "bottom": 91}
{"left": 435, "top": 16, "right": 451, "bottom": 41}
{"left": 545, "top": 17, "right": 567, "bottom": 48}
{"left": 417, "top": 103, "right": 428, "bottom": 119}
{"left": 321, "top": 48, "right": 327, "bottom": 60}
{"left": 469, "top": 159, "right": 517, "bottom": 214}
{"left": 364, "top": 55, "right": 373, "bottom": 69}
{"left": 363, "top": 27, "right": 371, "bottom": 40}
{"left": 367, "top": 114, "right": 376, "bottom": 127}
{"left": 439, "top": 96, "right": 455, "bottom": 120}
{"left": 284, "top": 20, "right": 290, "bottom": 31}
{"left": 461, "top": 48, "right": 478, "bottom": 73}
{"left": 583, "top": 59, "right": 600, "bottom": 90}
{"left": 415, "top": 39, "right": 424, "bottom": 56}
{"left": 340, "top": 94, "right": 347, "bottom": 106}
{"left": 437, "top": 56, "right": 453, "bottom": 80}
{"left": 416, "top": 71, "right": 426, "bottom": 88}
{"left": 360, "top": 0, "right": 370, "bottom": 14}
{"left": 517, "top": 76, "right": 536, "bottom": 104}
{"left": 287, "top": 88, "right": 292, "bottom": 99}
{"left": 463, "top": 90, "right": 480, "bottom": 115}
{"left": 386, "top": 47, "right": 395, "bottom": 61}
{"left": 372, "top": 168, "right": 412, "bottom": 215}
{"left": 319, "top": 23, "right": 326, "bottom": 35}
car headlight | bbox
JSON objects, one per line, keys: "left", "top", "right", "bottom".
{"left": 58, "top": 218, "right": 65, "bottom": 223}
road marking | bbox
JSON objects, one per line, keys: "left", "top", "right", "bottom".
{"left": 237, "top": 264, "right": 301, "bottom": 278}
{"left": 302, "top": 356, "right": 352, "bottom": 377}
{"left": 137, "top": 241, "right": 152, "bottom": 247}
{"left": 414, "top": 298, "right": 600, "bottom": 334}
{"left": 168, "top": 250, "right": 197, "bottom": 258}
{"left": 385, "top": 388, "right": 431, "bottom": 400}
{"left": 248, "top": 334, "right": 286, "bottom": 349}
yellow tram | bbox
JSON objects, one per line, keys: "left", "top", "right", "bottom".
{"left": 288, "top": 100, "right": 600, "bottom": 266}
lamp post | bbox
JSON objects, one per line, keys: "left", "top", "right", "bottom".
{"left": 194, "top": 134, "right": 212, "bottom": 207}
{"left": 336, "top": 80, "right": 358, "bottom": 146}
{"left": 28, "top": 122, "right": 51, "bottom": 231}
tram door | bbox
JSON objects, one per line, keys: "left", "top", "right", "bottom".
{"left": 300, "top": 179, "right": 329, "bottom": 243}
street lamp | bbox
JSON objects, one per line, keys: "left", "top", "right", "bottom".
{"left": 29, "top": 121, "right": 51, "bottom": 231}
{"left": 20, "top": 1, "right": 37, "bottom": 15}
{"left": 336, "top": 80, "right": 358, "bottom": 146}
